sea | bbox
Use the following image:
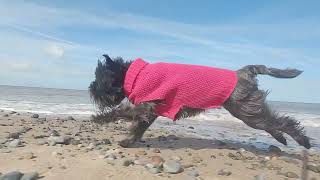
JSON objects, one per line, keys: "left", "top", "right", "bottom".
{"left": 0, "top": 85, "right": 319, "bottom": 152}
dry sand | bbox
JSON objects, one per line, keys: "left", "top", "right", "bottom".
{"left": 0, "top": 110, "right": 319, "bottom": 180}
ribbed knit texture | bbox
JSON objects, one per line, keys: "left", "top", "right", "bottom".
{"left": 124, "top": 58, "right": 238, "bottom": 120}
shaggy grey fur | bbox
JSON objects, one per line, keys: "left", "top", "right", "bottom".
{"left": 89, "top": 55, "right": 311, "bottom": 149}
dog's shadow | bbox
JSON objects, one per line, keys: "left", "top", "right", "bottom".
{"left": 133, "top": 136, "right": 305, "bottom": 160}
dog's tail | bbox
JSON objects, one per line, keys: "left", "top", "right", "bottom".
{"left": 243, "top": 65, "right": 303, "bottom": 78}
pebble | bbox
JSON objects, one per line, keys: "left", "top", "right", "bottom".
{"left": 49, "top": 130, "right": 59, "bottom": 136}
{"left": 20, "top": 172, "right": 39, "bottom": 180}
{"left": 228, "top": 152, "right": 244, "bottom": 160}
{"left": 268, "top": 145, "right": 282, "bottom": 154}
{"left": 163, "top": 160, "right": 183, "bottom": 174}
{"left": 121, "top": 159, "right": 133, "bottom": 167}
{"left": 8, "top": 139, "right": 22, "bottom": 148}
{"left": 150, "top": 156, "right": 164, "bottom": 168}
{"left": 134, "top": 158, "right": 149, "bottom": 166}
{"left": 23, "top": 152, "right": 35, "bottom": 159}
{"left": 36, "top": 139, "right": 47, "bottom": 145}
{"left": 7, "top": 132, "right": 20, "bottom": 139}
{"left": 135, "top": 150, "right": 147, "bottom": 157}
{"left": 47, "top": 136, "right": 71, "bottom": 145}
{"left": 307, "top": 164, "right": 320, "bottom": 173}
{"left": 170, "top": 156, "right": 181, "bottom": 161}
{"left": 152, "top": 148, "right": 161, "bottom": 153}
{"left": 218, "top": 168, "right": 232, "bottom": 176}
{"left": 187, "top": 170, "right": 199, "bottom": 177}
{"left": 0, "top": 171, "right": 23, "bottom": 180}
{"left": 284, "top": 171, "right": 299, "bottom": 178}
{"left": 145, "top": 164, "right": 161, "bottom": 174}
{"left": 106, "top": 154, "right": 116, "bottom": 160}
{"left": 67, "top": 116, "right": 75, "bottom": 120}
{"left": 191, "top": 156, "right": 203, "bottom": 163}
{"left": 101, "top": 139, "right": 111, "bottom": 145}
{"left": 31, "top": 114, "right": 39, "bottom": 118}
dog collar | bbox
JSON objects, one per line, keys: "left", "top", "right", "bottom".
{"left": 124, "top": 58, "right": 148, "bottom": 97}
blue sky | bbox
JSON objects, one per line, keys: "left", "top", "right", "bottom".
{"left": 0, "top": 0, "right": 319, "bottom": 103}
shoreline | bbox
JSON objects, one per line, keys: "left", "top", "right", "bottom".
{"left": 1, "top": 110, "right": 320, "bottom": 179}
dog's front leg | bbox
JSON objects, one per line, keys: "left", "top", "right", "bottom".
{"left": 119, "top": 116, "right": 157, "bottom": 147}
{"left": 118, "top": 102, "right": 158, "bottom": 147}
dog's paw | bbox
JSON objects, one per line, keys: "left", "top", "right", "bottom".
{"left": 118, "top": 138, "right": 135, "bottom": 148}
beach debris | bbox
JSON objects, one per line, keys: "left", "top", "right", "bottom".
{"left": 170, "top": 156, "right": 182, "bottom": 161}
{"left": 49, "top": 130, "right": 59, "bottom": 136}
{"left": 31, "top": 114, "right": 39, "bottom": 118}
{"left": 121, "top": 159, "right": 133, "bottom": 167}
{"left": 284, "top": 171, "right": 299, "bottom": 178}
{"left": 307, "top": 164, "right": 320, "bottom": 173}
{"left": 218, "top": 168, "right": 232, "bottom": 176}
{"left": 20, "top": 172, "right": 39, "bottom": 180}
{"left": 268, "top": 145, "right": 282, "bottom": 154}
{"left": 188, "top": 126, "right": 195, "bottom": 129}
{"left": 145, "top": 164, "right": 161, "bottom": 174}
{"left": 135, "top": 150, "right": 147, "bottom": 157}
{"left": 9, "top": 111, "right": 17, "bottom": 114}
{"left": 3, "top": 114, "right": 9, "bottom": 117}
{"left": 134, "top": 158, "right": 149, "bottom": 166}
{"left": 8, "top": 139, "right": 22, "bottom": 148}
{"left": 47, "top": 136, "right": 71, "bottom": 146}
{"left": 192, "top": 156, "right": 203, "bottom": 163}
{"left": 150, "top": 156, "right": 164, "bottom": 168}
{"left": 7, "top": 132, "right": 20, "bottom": 139}
{"left": 22, "top": 152, "right": 35, "bottom": 159}
{"left": 228, "top": 152, "right": 245, "bottom": 160}
{"left": 152, "top": 148, "right": 161, "bottom": 153}
{"left": 163, "top": 160, "right": 183, "bottom": 174}
{"left": 187, "top": 170, "right": 199, "bottom": 177}
{"left": 67, "top": 116, "right": 75, "bottom": 120}
{"left": 0, "top": 171, "right": 23, "bottom": 180}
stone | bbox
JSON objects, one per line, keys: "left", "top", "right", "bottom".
{"left": 47, "top": 136, "right": 71, "bottom": 145}
{"left": 70, "top": 139, "right": 81, "bottom": 145}
{"left": 101, "top": 139, "right": 111, "bottom": 145}
{"left": 307, "top": 164, "right": 320, "bottom": 173}
{"left": 216, "top": 140, "right": 226, "bottom": 146}
{"left": 49, "top": 130, "right": 59, "bottom": 136}
{"left": 192, "top": 156, "right": 203, "bottom": 163}
{"left": 20, "top": 172, "right": 39, "bottom": 180}
{"left": 145, "top": 164, "right": 161, "bottom": 174}
{"left": 150, "top": 156, "right": 164, "bottom": 168}
{"left": 218, "top": 169, "right": 232, "bottom": 176}
{"left": 167, "top": 135, "right": 179, "bottom": 141}
{"left": 121, "top": 159, "right": 133, "bottom": 167}
{"left": 134, "top": 158, "right": 149, "bottom": 166}
{"left": 163, "top": 160, "right": 183, "bottom": 174}
{"left": 152, "top": 148, "right": 161, "bottom": 153}
{"left": 254, "top": 174, "right": 264, "bottom": 180}
{"left": 188, "top": 126, "right": 195, "bottom": 129}
{"left": 187, "top": 170, "right": 199, "bottom": 177}
{"left": 31, "top": 114, "right": 39, "bottom": 118}
{"left": 3, "top": 114, "right": 9, "bottom": 117}
{"left": 23, "top": 152, "right": 35, "bottom": 159}
{"left": 0, "top": 171, "right": 23, "bottom": 180}
{"left": 106, "top": 154, "right": 116, "bottom": 160}
{"left": 67, "top": 116, "right": 75, "bottom": 121}
{"left": 284, "top": 171, "right": 299, "bottom": 178}
{"left": 7, "top": 132, "right": 20, "bottom": 139}
{"left": 171, "top": 156, "right": 182, "bottom": 161}
{"left": 8, "top": 139, "right": 22, "bottom": 148}
{"left": 228, "top": 152, "right": 245, "bottom": 160}
{"left": 135, "top": 150, "right": 147, "bottom": 157}
{"left": 36, "top": 139, "right": 47, "bottom": 145}
{"left": 268, "top": 145, "right": 282, "bottom": 154}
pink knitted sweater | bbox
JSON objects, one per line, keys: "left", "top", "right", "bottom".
{"left": 124, "top": 58, "right": 238, "bottom": 120}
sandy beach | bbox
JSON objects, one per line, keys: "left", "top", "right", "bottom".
{"left": 0, "top": 110, "right": 319, "bottom": 180}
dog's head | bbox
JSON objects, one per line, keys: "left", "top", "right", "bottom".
{"left": 89, "top": 55, "right": 131, "bottom": 110}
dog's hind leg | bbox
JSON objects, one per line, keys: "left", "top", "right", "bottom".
{"left": 224, "top": 91, "right": 311, "bottom": 149}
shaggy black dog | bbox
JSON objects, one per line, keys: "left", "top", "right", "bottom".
{"left": 89, "top": 55, "right": 311, "bottom": 149}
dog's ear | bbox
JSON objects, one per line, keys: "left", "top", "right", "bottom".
{"left": 103, "top": 54, "right": 114, "bottom": 66}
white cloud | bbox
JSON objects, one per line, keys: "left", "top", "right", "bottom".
{"left": 45, "top": 44, "right": 65, "bottom": 58}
